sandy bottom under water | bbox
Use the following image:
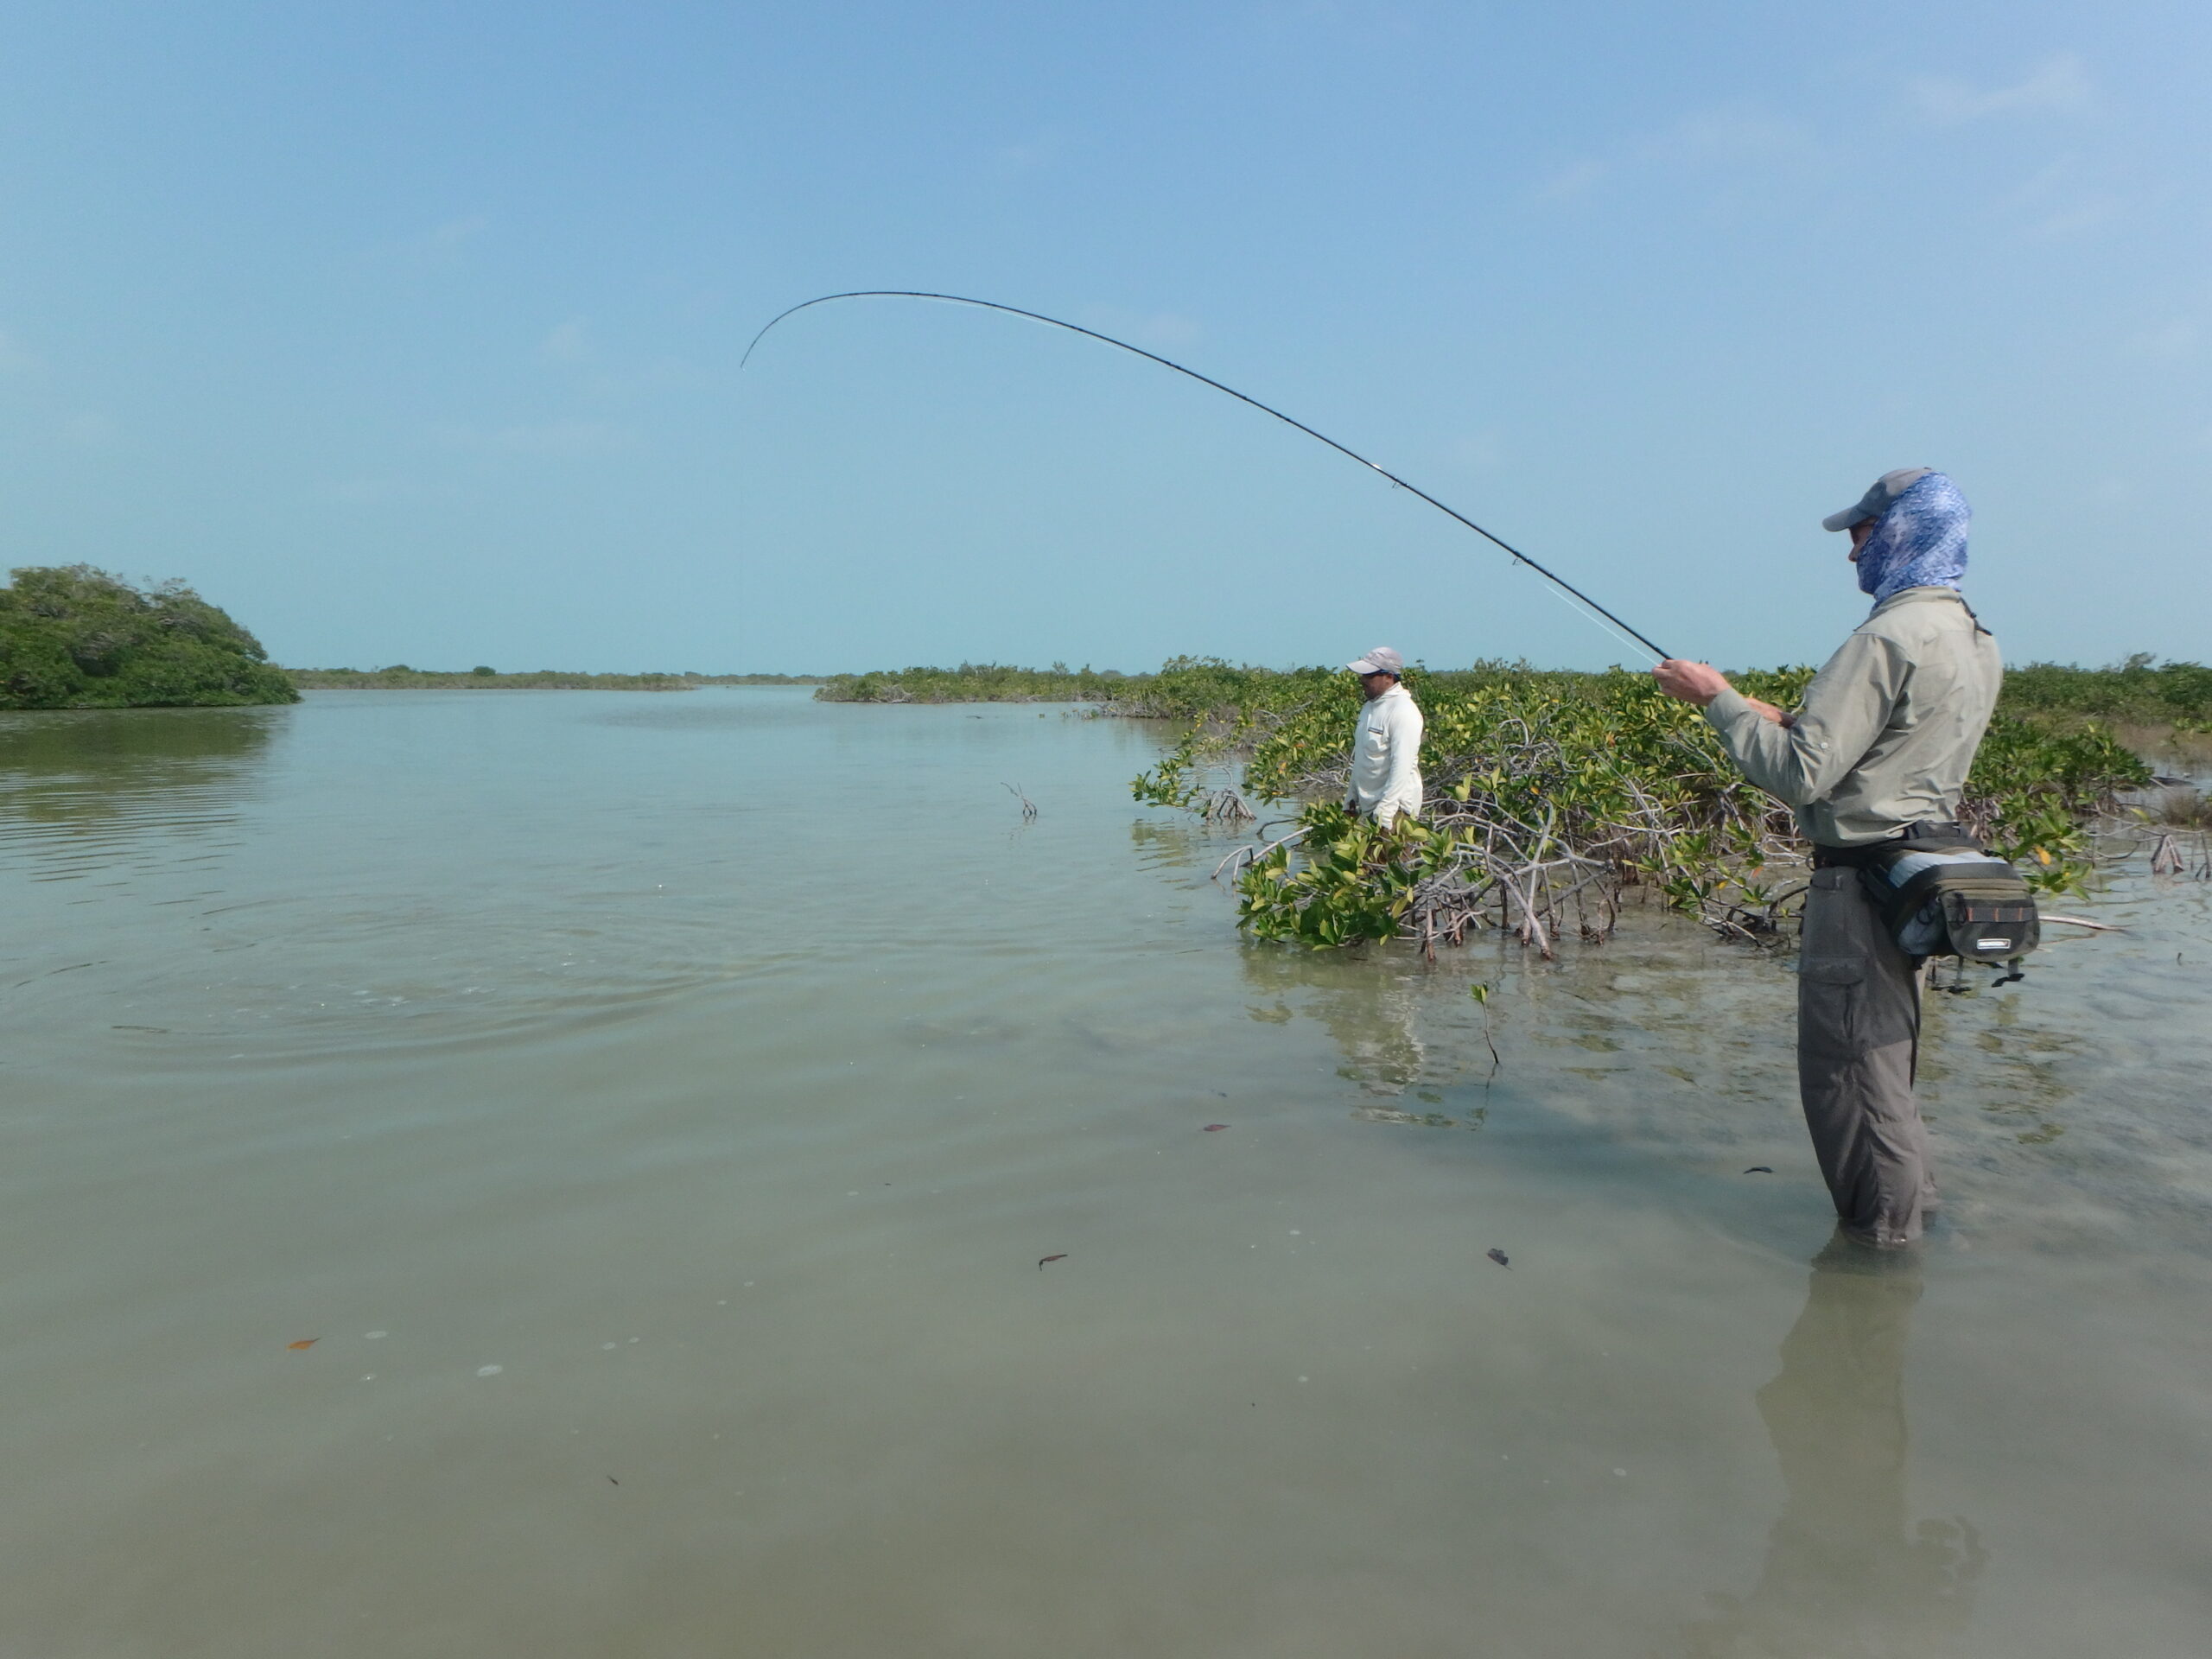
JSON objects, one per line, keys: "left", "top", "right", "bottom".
{"left": 2, "top": 689, "right": 2207, "bottom": 1657}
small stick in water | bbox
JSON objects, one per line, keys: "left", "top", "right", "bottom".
{"left": 1743, "top": 1166, "right": 1774, "bottom": 1173}
{"left": 1038, "top": 1254, "right": 1067, "bottom": 1269}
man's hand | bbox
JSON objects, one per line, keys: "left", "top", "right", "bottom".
{"left": 1653, "top": 659, "right": 1731, "bottom": 706}
{"left": 1654, "top": 661, "right": 1796, "bottom": 726}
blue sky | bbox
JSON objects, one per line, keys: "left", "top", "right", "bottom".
{"left": 2, "top": 1, "right": 2205, "bottom": 673}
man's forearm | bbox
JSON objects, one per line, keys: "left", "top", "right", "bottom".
{"left": 1654, "top": 661, "right": 1791, "bottom": 726}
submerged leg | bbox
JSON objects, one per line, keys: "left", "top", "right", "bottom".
{"left": 1796, "top": 869, "right": 1932, "bottom": 1246}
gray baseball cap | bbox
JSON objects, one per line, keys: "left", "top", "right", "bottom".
{"left": 1822, "top": 467, "right": 1936, "bottom": 532}
{"left": 1347, "top": 646, "right": 1404, "bottom": 677}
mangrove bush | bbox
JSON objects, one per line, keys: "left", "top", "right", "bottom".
{"left": 1, "top": 565, "right": 297, "bottom": 709}
{"left": 1998, "top": 654, "right": 2212, "bottom": 731}
{"left": 1132, "top": 662, "right": 2152, "bottom": 954}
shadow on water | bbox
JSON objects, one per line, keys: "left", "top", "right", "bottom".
{"left": 0, "top": 706, "right": 287, "bottom": 856}
{"left": 1674, "top": 1233, "right": 1986, "bottom": 1656}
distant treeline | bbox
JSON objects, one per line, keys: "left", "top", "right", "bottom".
{"left": 1, "top": 564, "right": 832, "bottom": 709}
{"left": 813, "top": 663, "right": 1137, "bottom": 702}
{"left": 816, "top": 653, "right": 2212, "bottom": 731}
{"left": 289, "top": 667, "right": 821, "bottom": 690}
{"left": 2, "top": 565, "right": 297, "bottom": 709}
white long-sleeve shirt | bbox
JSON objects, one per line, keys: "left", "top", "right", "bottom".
{"left": 1350, "top": 682, "right": 1423, "bottom": 827}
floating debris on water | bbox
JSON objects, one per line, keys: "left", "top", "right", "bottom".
{"left": 1743, "top": 1166, "right": 1774, "bottom": 1173}
{"left": 1486, "top": 1249, "right": 1510, "bottom": 1268}
{"left": 1038, "top": 1254, "right": 1067, "bottom": 1269}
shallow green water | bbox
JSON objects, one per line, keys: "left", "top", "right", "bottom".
{"left": 3, "top": 689, "right": 2208, "bottom": 1657}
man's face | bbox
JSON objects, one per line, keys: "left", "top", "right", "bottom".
{"left": 1848, "top": 519, "right": 1877, "bottom": 562}
{"left": 1358, "top": 671, "right": 1397, "bottom": 700}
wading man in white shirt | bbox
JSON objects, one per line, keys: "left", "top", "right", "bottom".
{"left": 1344, "top": 647, "right": 1424, "bottom": 829}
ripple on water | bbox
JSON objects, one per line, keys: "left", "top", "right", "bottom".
{"left": 3, "top": 692, "right": 2212, "bottom": 1657}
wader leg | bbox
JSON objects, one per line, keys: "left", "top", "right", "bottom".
{"left": 1797, "top": 869, "right": 1932, "bottom": 1247}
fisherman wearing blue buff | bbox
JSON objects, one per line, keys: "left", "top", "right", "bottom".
{"left": 1653, "top": 470, "right": 2003, "bottom": 1247}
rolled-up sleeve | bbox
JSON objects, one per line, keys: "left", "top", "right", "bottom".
{"left": 1703, "top": 633, "right": 1906, "bottom": 808}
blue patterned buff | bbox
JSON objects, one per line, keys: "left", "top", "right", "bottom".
{"left": 1855, "top": 472, "right": 1970, "bottom": 603}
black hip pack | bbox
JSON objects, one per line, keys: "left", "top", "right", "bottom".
{"left": 1812, "top": 823, "right": 2041, "bottom": 967}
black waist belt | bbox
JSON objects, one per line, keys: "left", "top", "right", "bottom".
{"left": 1810, "top": 821, "right": 1970, "bottom": 869}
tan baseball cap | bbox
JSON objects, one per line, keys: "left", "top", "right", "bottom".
{"left": 1346, "top": 647, "right": 1404, "bottom": 677}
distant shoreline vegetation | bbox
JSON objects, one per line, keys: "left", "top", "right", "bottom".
{"left": 813, "top": 663, "right": 1137, "bottom": 703}
{"left": 812, "top": 654, "right": 2212, "bottom": 734}
{"left": 289, "top": 667, "right": 821, "bottom": 690}
{"left": 2, "top": 565, "right": 298, "bottom": 710}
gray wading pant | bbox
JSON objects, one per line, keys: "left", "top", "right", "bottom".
{"left": 1798, "top": 868, "right": 1934, "bottom": 1246}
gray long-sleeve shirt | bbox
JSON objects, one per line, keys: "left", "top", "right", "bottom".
{"left": 1702, "top": 586, "right": 2002, "bottom": 848}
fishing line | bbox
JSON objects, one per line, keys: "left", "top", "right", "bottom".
{"left": 741, "top": 290, "right": 1673, "bottom": 664}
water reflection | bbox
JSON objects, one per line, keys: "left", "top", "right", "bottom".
{"left": 0, "top": 707, "right": 284, "bottom": 872}
{"left": 1127, "top": 817, "right": 1226, "bottom": 876}
{"left": 1238, "top": 944, "right": 1429, "bottom": 1095}
{"left": 1679, "top": 1235, "right": 1986, "bottom": 1655}
{"left": 1236, "top": 944, "right": 1470, "bottom": 1119}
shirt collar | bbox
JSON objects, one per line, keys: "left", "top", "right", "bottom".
{"left": 1868, "top": 585, "right": 1967, "bottom": 619}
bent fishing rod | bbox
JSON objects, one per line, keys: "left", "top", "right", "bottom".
{"left": 741, "top": 290, "right": 1673, "bottom": 664}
